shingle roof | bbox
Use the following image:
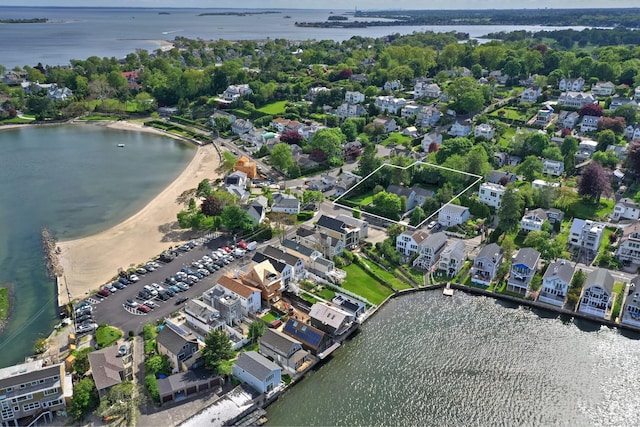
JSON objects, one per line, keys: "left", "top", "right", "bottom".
{"left": 260, "top": 328, "right": 302, "bottom": 357}
{"left": 423, "top": 232, "right": 448, "bottom": 250}
{"left": 281, "top": 239, "right": 315, "bottom": 257}
{"left": 584, "top": 268, "right": 614, "bottom": 294}
{"left": 309, "top": 303, "right": 352, "bottom": 329}
{"left": 513, "top": 247, "right": 541, "bottom": 269}
{"left": 542, "top": 259, "right": 575, "bottom": 284}
{"left": 476, "top": 243, "right": 503, "bottom": 261}
{"left": 252, "top": 252, "right": 288, "bottom": 274}
{"left": 234, "top": 351, "right": 280, "bottom": 381}
{"left": 88, "top": 346, "right": 125, "bottom": 391}
{"left": 216, "top": 275, "right": 260, "bottom": 299}
{"left": 157, "top": 325, "right": 197, "bottom": 356}
{"left": 316, "top": 215, "right": 349, "bottom": 234}
{"left": 263, "top": 245, "right": 301, "bottom": 267}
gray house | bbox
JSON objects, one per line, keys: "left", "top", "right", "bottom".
{"left": 259, "top": 328, "right": 309, "bottom": 374}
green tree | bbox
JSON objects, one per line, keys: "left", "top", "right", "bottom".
{"left": 311, "top": 128, "right": 346, "bottom": 162}
{"left": 500, "top": 235, "right": 516, "bottom": 260}
{"left": 202, "top": 329, "right": 234, "bottom": 372}
{"left": 196, "top": 179, "right": 213, "bottom": 198}
{"left": 269, "top": 143, "right": 295, "bottom": 175}
{"left": 357, "top": 144, "right": 382, "bottom": 177}
{"left": 596, "top": 129, "right": 616, "bottom": 152}
{"left": 214, "top": 115, "right": 232, "bottom": 133}
{"left": 69, "top": 378, "right": 99, "bottom": 421}
{"left": 466, "top": 145, "right": 491, "bottom": 177}
{"left": 145, "top": 355, "right": 171, "bottom": 375}
{"left": 73, "top": 348, "right": 92, "bottom": 375}
{"left": 95, "top": 382, "right": 146, "bottom": 427}
{"left": 518, "top": 156, "right": 544, "bottom": 182}
{"left": 409, "top": 206, "right": 427, "bottom": 226}
{"left": 613, "top": 103, "right": 637, "bottom": 125}
{"left": 561, "top": 136, "right": 579, "bottom": 157}
{"left": 221, "top": 205, "right": 254, "bottom": 232}
{"left": 497, "top": 187, "right": 524, "bottom": 232}
{"left": 302, "top": 190, "right": 324, "bottom": 204}
{"left": 340, "top": 120, "right": 358, "bottom": 141}
{"left": 248, "top": 321, "right": 266, "bottom": 343}
{"left": 541, "top": 146, "right": 563, "bottom": 161}
{"left": 372, "top": 191, "right": 402, "bottom": 219}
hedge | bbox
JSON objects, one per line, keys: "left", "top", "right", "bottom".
{"left": 297, "top": 211, "right": 314, "bottom": 221}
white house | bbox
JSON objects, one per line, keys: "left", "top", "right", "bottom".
{"left": 231, "top": 119, "right": 255, "bottom": 135}
{"left": 438, "top": 204, "right": 470, "bottom": 228}
{"left": 374, "top": 96, "right": 406, "bottom": 114}
{"left": 417, "top": 106, "right": 442, "bottom": 127}
{"left": 474, "top": 123, "right": 495, "bottom": 139}
{"left": 616, "top": 222, "right": 640, "bottom": 265}
{"left": 542, "top": 158, "right": 564, "bottom": 176}
{"left": 413, "top": 82, "right": 442, "bottom": 99}
{"left": 558, "top": 91, "right": 596, "bottom": 108}
{"left": 232, "top": 351, "right": 282, "bottom": 395}
{"left": 306, "top": 86, "right": 329, "bottom": 101}
{"left": 222, "top": 84, "right": 253, "bottom": 103}
{"left": 384, "top": 80, "right": 402, "bottom": 91}
{"left": 396, "top": 229, "right": 430, "bottom": 260}
{"left": 421, "top": 132, "right": 443, "bottom": 151}
{"left": 578, "top": 268, "right": 614, "bottom": 319}
{"left": 413, "top": 232, "right": 448, "bottom": 271}
{"left": 521, "top": 208, "right": 548, "bottom": 233}
{"left": 621, "top": 280, "right": 640, "bottom": 327}
{"left": 271, "top": 192, "right": 300, "bottom": 214}
{"left": 562, "top": 111, "right": 580, "bottom": 129}
{"left": 215, "top": 275, "right": 262, "bottom": 316}
{"left": 183, "top": 299, "right": 224, "bottom": 335}
{"left": 624, "top": 125, "right": 640, "bottom": 141}
{"left": 336, "top": 103, "right": 367, "bottom": 119}
{"left": 569, "top": 218, "right": 605, "bottom": 255}
{"left": 478, "top": 182, "right": 506, "bottom": 209}
{"left": 520, "top": 86, "right": 541, "bottom": 103}
{"left": 535, "top": 105, "right": 554, "bottom": 126}
{"left": 345, "top": 91, "right": 365, "bottom": 104}
{"left": 538, "top": 259, "right": 574, "bottom": 307}
{"left": 559, "top": 77, "right": 585, "bottom": 91}
{"left": 613, "top": 198, "right": 640, "bottom": 221}
{"left": 401, "top": 104, "right": 422, "bottom": 118}
{"left": 591, "top": 81, "right": 616, "bottom": 97}
{"left": 635, "top": 86, "right": 640, "bottom": 102}
{"left": 471, "top": 243, "right": 504, "bottom": 286}
{"left": 449, "top": 119, "right": 472, "bottom": 137}
{"left": 532, "top": 179, "right": 560, "bottom": 190}
{"left": 580, "top": 115, "right": 601, "bottom": 133}
{"left": 609, "top": 97, "right": 637, "bottom": 111}
{"left": 372, "top": 117, "right": 397, "bottom": 133}
{"left": 506, "top": 248, "right": 540, "bottom": 296}
{"left": 437, "top": 240, "right": 467, "bottom": 277}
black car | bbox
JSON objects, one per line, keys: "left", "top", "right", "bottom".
{"left": 138, "top": 290, "right": 151, "bottom": 300}
{"left": 118, "top": 277, "right": 130, "bottom": 285}
{"left": 175, "top": 296, "right": 188, "bottom": 305}
{"left": 164, "top": 288, "right": 176, "bottom": 297}
{"left": 113, "top": 281, "right": 126, "bottom": 290}
{"left": 76, "top": 314, "right": 93, "bottom": 323}
{"left": 157, "top": 291, "right": 170, "bottom": 301}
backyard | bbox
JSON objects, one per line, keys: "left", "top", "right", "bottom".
{"left": 342, "top": 263, "right": 394, "bottom": 305}
{"left": 360, "top": 258, "right": 413, "bottom": 291}
{"left": 257, "top": 100, "right": 288, "bottom": 115}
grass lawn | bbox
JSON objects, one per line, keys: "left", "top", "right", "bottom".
{"left": 568, "top": 198, "right": 614, "bottom": 221}
{"left": 95, "top": 325, "right": 122, "bottom": 349}
{"left": 261, "top": 312, "right": 279, "bottom": 324}
{"left": 1, "top": 117, "right": 34, "bottom": 124}
{"left": 611, "top": 282, "right": 625, "bottom": 319}
{"left": 300, "top": 293, "right": 318, "bottom": 305}
{"left": 0, "top": 287, "right": 8, "bottom": 322}
{"left": 348, "top": 193, "right": 374, "bottom": 206}
{"left": 380, "top": 132, "right": 412, "bottom": 147}
{"left": 361, "top": 258, "right": 413, "bottom": 290}
{"left": 79, "top": 115, "right": 117, "bottom": 121}
{"left": 258, "top": 100, "right": 288, "bottom": 115}
{"left": 489, "top": 107, "right": 527, "bottom": 121}
{"left": 315, "top": 288, "right": 336, "bottom": 301}
{"left": 342, "top": 263, "right": 394, "bottom": 305}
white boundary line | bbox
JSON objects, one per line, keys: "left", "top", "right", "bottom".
{"left": 332, "top": 160, "right": 483, "bottom": 230}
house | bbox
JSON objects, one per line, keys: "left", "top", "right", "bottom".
{"left": 231, "top": 119, "right": 255, "bottom": 136}
{"left": 384, "top": 80, "right": 402, "bottom": 91}
{"left": 478, "top": 182, "right": 506, "bottom": 209}
{"left": 374, "top": 96, "right": 406, "bottom": 115}
{"left": 413, "top": 187, "right": 434, "bottom": 208}
{"left": 535, "top": 105, "right": 554, "bottom": 126}
{"left": 471, "top": 243, "right": 504, "bottom": 286}
{"left": 449, "top": 119, "right": 472, "bottom": 137}
{"left": 221, "top": 84, "right": 253, "bottom": 103}
{"left": 331, "top": 293, "right": 366, "bottom": 318}
{"left": 546, "top": 208, "right": 565, "bottom": 224}
{"left": 474, "top": 123, "right": 495, "bottom": 139}
{"left": 591, "top": 81, "right": 616, "bottom": 97}
{"left": 350, "top": 73, "right": 367, "bottom": 84}
{"left": 421, "top": 132, "right": 442, "bottom": 151}
{"left": 157, "top": 106, "right": 179, "bottom": 117}
{"left": 417, "top": 106, "right": 442, "bottom": 127}
{"left": 342, "top": 141, "right": 362, "bottom": 160}
{"left": 575, "top": 139, "right": 598, "bottom": 162}
{"left": 624, "top": 125, "right": 640, "bottom": 141}
{"left": 47, "top": 84, "right": 73, "bottom": 101}
{"left": 559, "top": 77, "right": 585, "bottom": 92}
{"left": 562, "top": 111, "right": 580, "bottom": 129}
{"left": 437, "top": 240, "right": 467, "bottom": 277}
{"left": 224, "top": 171, "right": 247, "bottom": 189}
{"left": 580, "top": 115, "right": 601, "bottom": 133}
{"left": 239, "top": 259, "right": 283, "bottom": 302}
{"left": 521, "top": 208, "right": 548, "bottom": 233}
{"left": 372, "top": 117, "right": 397, "bottom": 133}
{"left": 578, "top": 268, "right": 614, "bottom": 319}
{"left": 263, "top": 245, "right": 306, "bottom": 283}
{"left": 252, "top": 252, "right": 291, "bottom": 287}
{"left": 613, "top": 198, "right": 640, "bottom": 221}
{"left": 402, "top": 126, "right": 419, "bottom": 138}
{"left": 306, "top": 86, "right": 329, "bottom": 101}
{"left": 396, "top": 229, "right": 429, "bottom": 260}
{"left": 489, "top": 70, "right": 509, "bottom": 84}
{"left": 282, "top": 319, "right": 336, "bottom": 358}
{"left": 487, "top": 171, "right": 517, "bottom": 185}
{"left": 609, "top": 97, "right": 637, "bottom": 111}
{"left": 569, "top": 218, "right": 605, "bottom": 255}
{"left": 413, "top": 82, "right": 442, "bottom": 99}
{"left": 336, "top": 103, "right": 367, "bottom": 119}
{"left": 271, "top": 192, "right": 300, "bottom": 214}
{"left": 438, "top": 204, "right": 470, "bottom": 228}
{"left": 88, "top": 344, "right": 134, "bottom": 398}
{"left": 520, "top": 86, "right": 541, "bottom": 103}
{"left": 506, "top": 248, "right": 541, "bottom": 295}
{"left": 214, "top": 275, "right": 262, "bottom": 316}
{"left": 538, "top": 259, "right": 575, "bottom": 307}
{"left": 295, "top": 226, "right": 345, "bottom": 258}
{"left": 208, "top": 289, "right": 243, "bottom": 326}
{"left": 259, "top": 329, "right": 309, "bottom": 374}
{"left": 308, "top": 302, "right": 355, "bottom": 336}
{"left": 232, "top": 351, "right": 282, "bottom": 395}
{"left": 345, "top": 91, "right": 365, "bottom": 104}
{"left": 621, "top": 281, "right": 640, "bottom": 327}
{"left": 226, "top": 185, "right": 249, "bottom": 202}
{"left": 0, "top": 360, "right": 71, "bottom": 425}
{"left": 558, "top": 92, "right": 596, "bottom": 108}
{"left": 234, "top": 156, "right": 257, "bottom": 179}
{"left": 156, "top": 325, "right": 200, "bottom": 373}
{"left": 542, "top": 158, "right": 564, "bottom": 176}
{"left": 508, "top": 155, "right": 523, "bottom": 166}
{"left": 401, "top": 105, "right": 422, "bottom": 119}
{"left": 616, "top": 222, "right": 640, "bottom": 265}
{"left": 316, "top": 214, "right": 365, "bottom": 249}
{"left": 413, "top": 232, "right": 448, "bottom": 271}
{"left": 387, "top": 184, "right": 416, "bottom": 212}
{"left": 184, "top": 298, "right": 224, "bottom": 335}
{"left": 532, "top": 179, "right": 561, "bottom": 190}
{"left": 246, "top": 201, "right": 266, "bottom": 226}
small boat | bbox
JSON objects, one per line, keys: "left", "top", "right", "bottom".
{"left": 117, "top": 144, "right": 125, "bottom": 148}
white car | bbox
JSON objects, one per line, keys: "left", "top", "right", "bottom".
{"left": 129, "top": 274, "right": 140, "bottom": 282}
{"left": 427, "top": 220, "right": 437, "bottom": 229}
{"left": 143, "top": 285, "right": 159, "bottom": 296}
{"left": 151, "top": 283, "right": 164, "bottom": 291}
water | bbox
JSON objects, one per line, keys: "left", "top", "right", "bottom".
{"left": 266, "top": 292, "right": 640, "bottom": 426}
{"left": 0, "top": 7, "right": 589, "bottom": 69}
{"left": 0, "top": 124, "right": 195, "bottom": 367}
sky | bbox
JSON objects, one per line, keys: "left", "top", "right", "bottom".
{"left": 4, "top": 0, "right": 640, "bottom": 9}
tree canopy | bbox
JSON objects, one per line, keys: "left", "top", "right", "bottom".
{"left": 202, "top": 329, "right": 234, "bottom": 372}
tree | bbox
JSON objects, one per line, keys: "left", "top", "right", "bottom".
{"left": 561, "top": 136, "right": 579, "bottom": 157}
{"left": 497, "top": 187, "right": 524, "bottom": 232}
{"left": 302, "top": 190, "right": 324, "bottom": 204}
{"left": 500, "top": 235, "right": 516, "bottom": 260}
{"left": 69, "top": 378, "right": 99, "bottom": 421}
{"left": 598, "top": 116, "right": 626, "bottom": 135}
{"left": 280, "top": 130, "right": 303, "bottom": 145}
{"left": 456, "top": 90, "right": 485, "bottom": 114}
{"left": 541, "top": 146, "right": 563, "bottom": 161}
{"left": 73, "top": 348, "right": 92, "bottom": 375}
{"left": 578, "top": 103, "right": 604, "bottom": 117}
{"left": 340, "top": 119, "right": 358, "bottom": 141}
{"left": 311, "top": 128, "right": 346, "bottom": 161}
{"left": 435, "top": 137, "right": 472, "bottom": 164}
{"left": 592, "top": 150, "right": 619, "bottom": 169}
{"left": 269, "top": 143, "right": 295, "bottom": 174}
{"left": 613, "top": 103, "right": 637, "bottom": 124}
{"left": 221, "top": 205, "right": 254, "bottom": 232}
{"left": 466, "top": 145, "right": 491, "bottom": 177}
{"left": 578, "top": 161, "right": 612, "bottom": 202}
{"left": 202, "top": 329, "right": 234, "bottom": 372}
{"left": 201, "top": 195, "right": 225, "bottom": 217}
{"left": 357, "top": 144, "right": 382, "bottom": 177}
{"left": 145, "top": 355, "right": 171, "bottom": 375}
{"left": 626, "top": 140, "right": 640, "bottom": 176}
{"left": 214, "top": 115, "right": 232, "bottom": 133}
{"left": 196, "top": 179, "right": 213, "bottom": 198}
{"left": 248, "top": 321, "right": 266, "bottom": 342}
{"left": 95, "top": 382, "right": 145, "bottom": 427}
{"left": 386, "top": 223, "right": 406, "bottom": 242}
{"left": 517, "top": 156, "right": 543, "bottom": 182}
{"left": 372, "top": 191, "right": 402, "bottom": 219}
{"left": 409, "top": 206, "right": 426, "bottom": 226}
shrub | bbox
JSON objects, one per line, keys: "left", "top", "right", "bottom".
{"left": 145, "top": 374, "right": 160, "bottom": 405}
{"left": 297, "top": 211, "right": 314, "bottom": 221}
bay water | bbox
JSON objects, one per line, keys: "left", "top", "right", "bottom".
{"left": 0, "top": 124, "right": 194, "bottom": 367}
{"left": 266, "top": 292, "right": 640, "bottom": 426}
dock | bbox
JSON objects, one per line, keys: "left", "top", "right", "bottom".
{"left": 442, "top": 282, "right": 454, "bottom": 296}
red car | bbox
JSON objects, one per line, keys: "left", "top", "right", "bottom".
{"left": 137, "top": 304, "right": 151, "bottom": 313}
{"left": 222, "top": 246, "right": 232, "bottom": 253}
{"left": 237, "top": 241, "right": 248, "bottom": 250}
{"left": 97, "top": 288, "right": 111, "bottom": 297}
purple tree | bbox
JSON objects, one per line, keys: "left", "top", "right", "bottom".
{"left": 578, "top": 161, "right": 611, "bottom": 202}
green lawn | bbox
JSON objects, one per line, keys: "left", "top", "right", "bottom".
{"left": 258, "top": 100, "right": 288, "bottom": 115}
{"left": 300, "top": 293, "right": 318, "bottom": 305}
{"left": 0, "top": 287, "right": 8, "bottom": 322}
{"left": 361, "top": 258, "right": 413, "bottom": 291}
{"left": 95, "top": 325, "right": 122, "bottom": 349}
{"left": 380, "top": 132, "right": 412, "bottom": 147}
{"left": 489, "top": 107, "right": 528, "bottom": 121}
{"left": 315, "top": 288, "right": 336, "bottom": 301}
{"left": 348, "top": 192, "right": 374, "bottom": 206}
{"left": 342, "top": 263, "right": 394, "bottom": 305}
{"left": 79, "top": 115, "right": 117, "bottom": 121}
{"left": 261, "top": 312, "right": 279, "bottom": 324}
{"left": 0, "top": 117, "right": 34, "bottom": 124}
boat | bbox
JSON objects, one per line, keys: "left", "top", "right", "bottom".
{"left": 117, "top": 144, "right": 125, "bottom": 148}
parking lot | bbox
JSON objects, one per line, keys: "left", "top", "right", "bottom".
{"left": 77, "top": 236, "right": 251, "bottom": 335}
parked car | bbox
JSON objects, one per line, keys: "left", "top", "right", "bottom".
{"left": 170, "top": 285, "right": 182, "bottom": 294}
{"left": 206, "top": 264, "right": 220, "bottom": 272}
{"left": 76, "top": 314, "right": 93, "bottom": 323}
{"left": 129, "top": 274, "right": 140, "bottom": 282}
{"left": 198, "top": 268, "right": 210, "bottom": 276}
{"left": 144, "top": 300, "right": 158, "bottom": 309}
{"left": 427, "top": 220, "right": 437, "bottom": 229}
{"left": 126, "top": 299, "right": 139, "bottom": 308}
{"left": 164, "top": 288, "right": 176, "bottom": 297}
{"left": 118, "top": 277, "right": 130, "bottom": 285}
{"left": 76, "top": 323, "right": 98, "bottom": 334}
{"left": 76, "top": 308, "right": 93, "bottom": 317}
{"left": 143, "top": 285, "right": 158, "bottom": 296}
{"left": 175, "top": 296, "right": 188, "bottom": 305}
{"left": 151, "top": 283, "right": 164, "bottom": 291}
{"left": 157, "top": 291, "right": 170, "bottom": 301}
{"left": 165, "top": 276, "right": 177, "bottom": 285}
{"left": 137, "top": 304, "right": 151, "bottom": 313}
{"left": 105, "top": 284, "right": 118, "bottom": 293}
{"left": 176, "top": 282, "right": 189, "bottom": 291}
{"left": 75, "top": 305, "right": 92, "bottom": 314}
{"left": 75, "top": 301, "right": 91, "bottom": 310}
{"left": 144, "top": 263, "right": 156, "bottom": 271}
{"left": 138, "top": 290, "right": 151, "bottom": 300}
{"left": 118, "top": 345, "right": 127, "bottom": 357}
{"left": 135, "top": 267, "right": 148, "bottom": 275}
{"left": 97, "top": 288, "right": 111, "bottom": 297}
{"left": 221, "top": 246, "right": 232, "bottom": 253}
{"left": 237, "top": 241, "right": 248, "bottom": 250}
{"left": 113, "top": 281, "right": 126, "bottom": 290}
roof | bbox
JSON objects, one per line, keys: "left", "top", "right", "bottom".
{"left": 262, "top": 245, "right": 301, "bottom": 266}
{"left": 584, "top": 268, "right": 614, "bottom": 294}
{"left": 216, "top": 275, "right": 261, "bottom": 299}
{"left": 524, "top": 208, "right": 548, "bottom": 221}
{"left": 412, "top": 187, "right": 434, "bottom": 198}
{"left": 441, "top": 203, "right": 469, "bottom": 215}
{"left": 542, "top": 259, "right": 575, "bottom": 284}
{"left": 407, "top": 229, "right": 430, "bottom": 245}
{"left": 488, "top": 170, "right": 517, "bottom": 184}
{"left": 309, "top": 302, "right": 352, "bottom": 329}
{"left": 185, "top": 299, "right": 220, "bottom": 323}
{"left": 260, "top": 328, "right": 302, "bottom": 357}
{"left": 282, "top": 319, "right": 327, "bottom": 350}
{"left": 0, "top": 360, "right": 62, "bottom": 389}
{"left": 442, "top": 240, "right": 466, "bottom": 260}
{"left": 476, "top": 243, "right": 503, "bottom": 262}
{"left": 252, "top": 252, "right": 288, "bottom": 274}
{"left": 281, "top": 239, "right": 316, "bottom": 257}
{"left": 423, "top": 232, "right": 448, "bottom": 250}
{"left": 316, "top": 215, "right": 350, "bottom": 234}
{"left": 157, "top": 325, "right": 198, "bottom": 356}
{"left": 617, "top": 198, "right": 638, "bottom": 209}
{"left": 272, "top": 193, "right": 300, "bottom": 209}
{"left": 158, "top": 370, "right": 219, "bottom": 396}
{"left": 513, "top": 247, "right": 540, "bottom": 269}
{"left": 88, "top": 346, "right": 125, "bottom": 391}
{"left": 570, "top": 218, "right": 586, "bottom": 235}
{"left": 234, "top": 351, "right": 280, "bottom": 381}
{"left": 387, "top": 184, "right": 414, "bottom": 198}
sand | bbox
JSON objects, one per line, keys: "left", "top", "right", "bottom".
{"left": 57, "top": 121, "right": 221, "bottom": 299}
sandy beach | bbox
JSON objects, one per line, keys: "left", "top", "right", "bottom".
{"left": 58, "top": 121, "right": 220, "bottom": 300}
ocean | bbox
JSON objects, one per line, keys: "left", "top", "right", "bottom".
{"left": 0, "top": 125, "right": 194, "bottom": 367}
{"left": 0, "top": 6, "right": 589, "bottom": 69}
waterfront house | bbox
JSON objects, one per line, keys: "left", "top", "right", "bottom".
{"left": 239, "top": 260, "right": 283, "bottom": 303}
{"left": 591, "top": 81, "right": 616, "bottom": 97}
{"left": 568, "top": 218, "right": 605, "bottom": 256}
{"left": 520, "top": 208, "right": 548, "bottom": 233}
{"left": 332, "top": 293, "right": 366, "bottom": 318}
{"left": 437, "top": 204, "right": 470, "bottom": 228}
{"left": 0, "top": 360, "right": 71, "bottom": 425}
{"left": 413, "top": 232, "right": 448, "bottom": 271}
{"left": 231, "top": 119, "right": 255, "bottom": 136}
{"left": 156, "top": 325, "right": 200, "bottom": 374}
{"left": 209, "top": 289, "right": 243, "bottom": 327}
{"left": 184, "top": 298, "right": 224, "bottom": 335}
{"left": 613, "top": 198, "right": 640, "bottom": 221}
{"left": 295, "top": 226, "right": 344, "bottom": 258}
{"left": 308, "top": 302, "right": 355, "bottom": 337}
{"left": 437, "top": 240, "right": 467, "bottom": 277}
{"left": 578, "top": 268, "right": 614, "bottom": 319}
{"left": 616, "top": 222, "right": 640, "bottom": 265}
{"left": 471, "top": 243, "right": 504, "bottom": 286}
{"left": 558, "top": 92, "right": 596, "bottom": 108}
{"left": 520, "top": 86, "right": 541, "bottom": 103}
{"left": 263, "top": 245, "right": 306, "bottom": 283}
{"left": 621, "top": 285, "right": 640, "bottom": 328}
{"left": 89, "top": 345, "right": 133, "bottom": 399}
{"left": 538, "top": 259, "right": 574, "bottom": 307}
{"left": 449, "top": 119, "right": 472, "bottom": 137}
{"left": 559, "top": 77, "right": 585, "bottom": 92}
{"left": 474, "top": 123, "right": 495, "bottom": 139}
{"left": 580, "top": 115, "right": 601, "bottom": 133}
{"left": 542, "top": 158, "right": 564, "bottom": 176}
{"left": 396, "top": 229, "right": 430, "bottom": 261}
{"left": 214, "top": 275, "right": 262, "bottom": 316}
{"left": 271, "top": 193, "right": 300, "bottom": 215}
{"left": 344, "top": 91, "right": 365, "bottom": 104}
{"left": 259, "top": 329, "right": 309, "bottom": 374}
{"left": 506, "top": 248, "right": 541, "bottom": 295}
{"left": 282, "top": 319, "right": 336, "bottom": 359}
{"left": 478, "top": 182, "right": 506, "bottom": 209}
{"left": 232, "top": 351, "right": 282, "bottom": 395}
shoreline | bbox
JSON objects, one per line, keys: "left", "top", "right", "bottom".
{"left": 57, "top": 121, "right": 221, "bottom": 300}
